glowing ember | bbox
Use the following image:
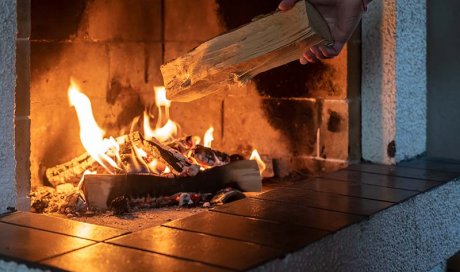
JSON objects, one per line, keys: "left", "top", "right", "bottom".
{"left": 68, "top": 79, "right": 120, "bottom": 173}
{"left": 250, "top": 149, "right": 266, "bottom": 175}
{"left": 203, "top": 126, "right": 214, "bottom": 148}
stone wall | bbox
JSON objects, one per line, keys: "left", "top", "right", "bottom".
{"left": 0, "top": 0, "right": 17, "bottom": 213}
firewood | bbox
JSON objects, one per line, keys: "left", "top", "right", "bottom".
{"left": 161, "top": 0, "right": 332, "bottom": 102}
{"left": 45, "top": 131, "right": 200, "bottom": 187}
{"left": 82, "top": 160, "right": 262, "bottom": 210}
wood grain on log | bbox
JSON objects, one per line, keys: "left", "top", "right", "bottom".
{"left": 161, "top": 0, "right": 332, "bottom": 102}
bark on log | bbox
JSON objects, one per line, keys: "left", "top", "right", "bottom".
{"left": 82, "top": 160, "right": 262, "bottom": 210}
{"left": 161, "top": 0, "right": 332, "bottom": 102}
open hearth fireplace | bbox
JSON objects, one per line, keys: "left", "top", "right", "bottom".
{"left": 30, "top": 80, "right": 267, "bottom": 217}
{"left": 26, "top": 0, "right": 356, "bottom": 223}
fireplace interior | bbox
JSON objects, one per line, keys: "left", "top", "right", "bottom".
{"left": 25, "top": 0, "right": 360, "bottom": 222}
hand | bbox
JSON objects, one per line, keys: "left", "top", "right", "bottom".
{"left": 279, "top": 0, "right": 365, "bottom": 64}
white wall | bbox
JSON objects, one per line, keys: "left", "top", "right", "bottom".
{"left": 0, "top": 0, "right": 17, "bottom": 213}
{"left": 362, "top": 0, "right": 427, "bottom": 164}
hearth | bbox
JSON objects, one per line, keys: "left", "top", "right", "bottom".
{"left": 21, "top": 0, "right": 360, "bottom": 217}
{"left": 5, "top": 0, "right": 460, "bottom": 271}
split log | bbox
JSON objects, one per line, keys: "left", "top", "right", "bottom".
{"left": 46, "top": 131, "right": 200, "bottom": 187}
{"left": 161, "top": 0, "right": 332, "bottom": 102}
{"left": 82, "top": 160, "right": 262, "bottom": 210}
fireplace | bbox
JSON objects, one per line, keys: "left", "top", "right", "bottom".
{"left": 15, "top": 0, "right": 361, "bottom": 214}
{"left": 4, "top": 0, "right": 460, "bottom": 271}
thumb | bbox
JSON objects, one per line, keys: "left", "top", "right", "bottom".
{"left": 278, "top": 0, "right": 297, "bottom": 11}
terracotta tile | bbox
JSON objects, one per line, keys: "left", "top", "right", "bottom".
{"left": 0, "top": 222, "right": 94, "bottom": 262}
{"left": 1, "top": 212, "right": 128, "bottom": 241}
{"left": 108, "top": 226, "right": 281, "bottom": 271}
{"left": 43, "top": 243, "right": 228, "bottom": 272}
{"left": 164, "top": 211, "right": 329, "bottom": 251}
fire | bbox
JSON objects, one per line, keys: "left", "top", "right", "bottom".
{"left": 143, "top": 86, "right": 178, "bottom": 142}
{"left": 250, "top": 149, "right": 266, "bottom": 175}
{"left": 68, "top": 79, "right": 120, "bottom": 173}
{"left": 203, "top": 126, "right": 214, "bottom": 148}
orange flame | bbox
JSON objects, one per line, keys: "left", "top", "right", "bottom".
{"left": 68, "top": 79, "right": 120, "bottom": 173}
{"left": 203, "top": 126, "right": 214, "bottom": 148}
{"left": 250, "top": 149, "right": 266, "bottom": 175}
{"left": 143, "top": 86, "right": 178, "bottom": 142}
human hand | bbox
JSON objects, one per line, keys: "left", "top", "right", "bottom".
{"left": 279, "top": 0, "right": 365, "bottom": 64}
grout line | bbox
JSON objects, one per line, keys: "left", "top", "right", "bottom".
{"left": 103, "top": 241, "right": 239, "bottom": 272}
{"left": 209, "top": 209, "right": 334, "bottom": 233}
{"left": 249, "top": 193, "right": 390, "bottom": 217}
{"left": 162, "top": 225, "right": 280, "bottom": 249}
{"left": 37, "top": 242, "right": 98, "bottom": 263}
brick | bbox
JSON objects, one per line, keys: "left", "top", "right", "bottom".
{"left": 164, "top": 41, "right": 201, "bottom": 62}
{"left": 87, "top": 0, "right": 162, "bottom": 41}
{"left": 319, "top": 100, "right": 349, "bottom": 160}
{"left": 253, "top": 46, "right": 348, "bottom": 99}
{"left": 169, "top": 96, "right": 224, "bottom": 148}
{"left": 16, "top": 39, "right": 30, "bottom": 117}
{"left": 109, "top": 42, "right": 163, "bottom": 94}
{"left": 15, "top": 118, "right": 31, "bottom": 211}
{"left": 222, "top": 97, "right": 318, "bottom": 162}
{"left": 30, "top": 41, "right": 110, "bottom": 186}
{"left": 17, "top": 0, "right": 30, "bottom": 39}
{"left": 165, "top": 0, "right": 224, "bottom": 41}
{"left": 31, "top": 0, "right": 86, "bottom": 41}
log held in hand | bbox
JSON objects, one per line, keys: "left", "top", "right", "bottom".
{"left": 82, "top": 160, "right": 262, "bottom": 210}
{"left": 161, "top": 0, "right": 332, "bottom": 102}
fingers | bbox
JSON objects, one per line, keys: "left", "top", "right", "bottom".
{"left": 278, "top": 0, "right": 297, "bottom": 11}
{"left": 298, "top": 44, "right": 342, "bottom": 65}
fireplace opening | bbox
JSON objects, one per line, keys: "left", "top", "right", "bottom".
{"left": 25, "top": 0, "right": 360, "bottom": 228}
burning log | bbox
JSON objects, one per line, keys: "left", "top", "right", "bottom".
{"left": 161, "top": 0, "right": 332, "bottom": 102}
{"left": 82, "top": 160, "right": 262, "bottom": 210}
{"left": 45, "top": 131, "right": 200, "bottom": 187}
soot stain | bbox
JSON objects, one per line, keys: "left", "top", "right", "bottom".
{"left": 327, "top": 110, "right": 343, "bottom": 133}
{"left": 387, "top": 140, "right": 396, "bottom": 158}
{"left": 31, "top": 0, "right": 86, "bottom": 40}
{"left": 105, "top": 79, "right": 144, "bottom": 133}
{"left": 262, "top": 100, "right": 318, "bottom": 156}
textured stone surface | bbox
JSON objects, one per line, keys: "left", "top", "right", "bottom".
{"left": 0, "top": 0, "right": 17, "bottom": 212}
{"left": 86, "top": 0, "right": 162, "bottom": 42}
{"left": 362, "top": 0, "right": 427, "bottom": 164}
{"left": 252, "top": 179, "right": 460, "bottom": 272}
{"left": 0, "top": 260, "right": 43, "bottom": 272}
{"left": 165, "top": 0, "right": 224, "bottom": 41}
{"left": 319, "top": 100, "right": 349, "bottom": 160}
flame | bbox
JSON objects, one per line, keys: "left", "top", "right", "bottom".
{"left": 250, "top": 149, "right": 266, "bottom": 176}
{"left": 203, "top": 126, "right": 214, "bottom": 148}
{"left": 68, "top": 79, "right": 120, "bottom": 173}
{"left": 143, "top": 86, "right": 178, "bottom": 142}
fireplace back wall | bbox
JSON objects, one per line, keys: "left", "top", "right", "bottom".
{"left": 30, "top": 0, "right": 358, "bottom": 187}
